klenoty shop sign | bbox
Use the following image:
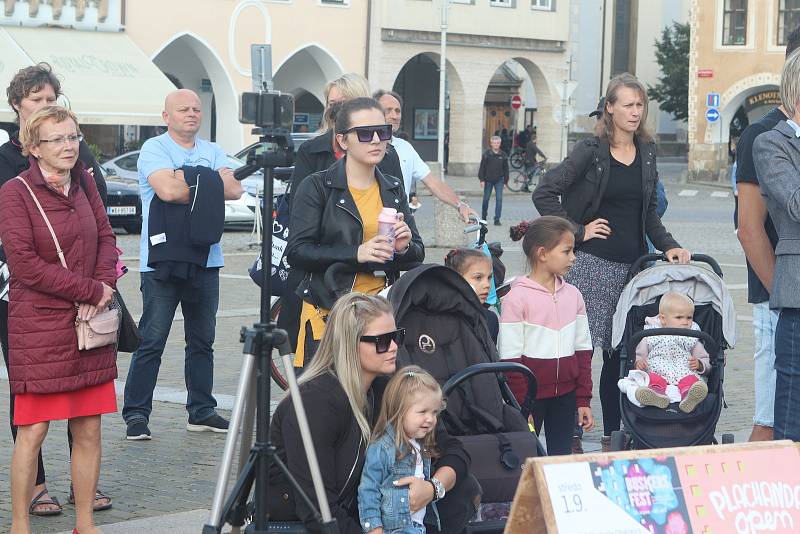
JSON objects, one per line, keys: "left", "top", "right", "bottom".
{"left": 49, "top": 54, "right": 140, "bottom": 78}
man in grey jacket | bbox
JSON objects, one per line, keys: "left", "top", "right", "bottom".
{"left": 753, "top": 49, "right": 800, "bottom": 442}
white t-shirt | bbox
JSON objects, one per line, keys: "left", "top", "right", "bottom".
{"left": 409, "top": 439, "right": 427, "bottom": 525}
{"left": 392, "top": 136, "right": 431, "bottom": 200}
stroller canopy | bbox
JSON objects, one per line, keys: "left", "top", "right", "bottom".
{"left": 388, "top": 263, "right": 496, "bottom": 360}
{"left": 611, "top": 263, "right": 736, "bottom": 350}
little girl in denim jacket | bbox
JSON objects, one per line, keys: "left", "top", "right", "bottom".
{"left": 358, "top": 366, "right": 442, "bottom": 534}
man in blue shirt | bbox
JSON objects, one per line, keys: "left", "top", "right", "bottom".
{"left": 122, "top": 89, "right": 242, "bottom": 440}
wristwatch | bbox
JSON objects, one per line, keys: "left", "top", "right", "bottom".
{"left": 428, "top": 477, "right": 446, "bottom": 501}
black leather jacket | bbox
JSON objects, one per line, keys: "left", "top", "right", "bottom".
{"left": 286, "top": 157, "right": 424, "bottom": 309}
{"left": 532, "top": 135, "right": 679, "bottom": 254}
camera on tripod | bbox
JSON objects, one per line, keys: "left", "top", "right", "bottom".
{"left": 239, "top": 91, "right": 295, "bottom": 169}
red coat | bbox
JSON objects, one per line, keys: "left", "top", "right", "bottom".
{"left": 0, "top": 158, "right": 118, "bottom": 394}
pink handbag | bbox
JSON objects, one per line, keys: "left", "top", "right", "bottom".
{"left": 15, "top": 177, "right": 120, "bottom": 350}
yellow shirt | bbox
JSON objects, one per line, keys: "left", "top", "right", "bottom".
{"left": 295, "top": 180, "right": 386, "bottom": 366}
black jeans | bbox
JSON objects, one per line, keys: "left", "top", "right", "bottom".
{"left": 599, "top": 350, "right": 622, "bottom": 435}
{"left": 531, "top": 390, "right": 577, "bottom": 456}
{"left": 1, "top": 299, "right": 73, "bottom": 487}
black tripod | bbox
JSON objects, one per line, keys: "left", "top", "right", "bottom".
{"left": 203, "top": 133, "right": 338, "bottom": 534}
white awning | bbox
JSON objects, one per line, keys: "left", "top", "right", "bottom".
{"left": 0, "top": 27, "right": 176, "bottom": 126}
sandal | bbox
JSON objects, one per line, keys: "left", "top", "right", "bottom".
{"left": 67, "top": 485, "right": 113, "bottom": 512}
{"left": 29, "top": 488, "right": 63, "bottom": 516}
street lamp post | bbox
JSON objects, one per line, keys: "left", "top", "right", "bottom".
{"left": 438, "top": 0, "right": 448, "bottom": 176}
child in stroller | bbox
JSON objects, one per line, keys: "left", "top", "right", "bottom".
{"left": 444, "top": 248, "right": 498, "bottom": 343}
{"left": 609, "top": 253, "right": 736, "bottom": 451}
{"left": 631, "top": 291, "right": 711, "bottom": 413}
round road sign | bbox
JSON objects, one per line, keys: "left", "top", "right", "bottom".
{"left": 511, "top": 95, "right": 523, "bottom": 109}
{"left": 705, "top": 108, "right": 720, "bottom": 122}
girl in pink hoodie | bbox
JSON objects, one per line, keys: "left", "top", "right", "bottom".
{"left": 498, "top": 216, "right": 594, "bottom": 455}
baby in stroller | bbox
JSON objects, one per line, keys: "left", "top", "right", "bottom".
{"left": 632, "top": 291, "right": 710, "bottom": 413}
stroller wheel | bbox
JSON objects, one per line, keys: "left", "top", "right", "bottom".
{"left": 610, "top": 431, "right": 627, "bottom": 451}
{"left": 721, "top": 433, "right": 735, "bottom": 444}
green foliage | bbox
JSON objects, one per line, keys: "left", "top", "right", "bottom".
{"left": 649, "top": 21, "right": 690, "bottom": 122}
{"left": 87, "top": 143, "right": 103, "bottom": 162}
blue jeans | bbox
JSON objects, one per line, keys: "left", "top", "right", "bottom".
{"left": 122, "top": 268, "right": 220, "bottom": 424}
{"left": 774, "top": 308, "right": 800, "bottom": 441}
{"left": 387, "top": 522, "right": 426, "bottom": 534}
{"left": 481, "top": 180, "right": 503, "bottom": 222}
{"left": 753, "top": 302, "right": 779, "bottom": 427}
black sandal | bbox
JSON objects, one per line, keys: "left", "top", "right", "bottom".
{"left": 67, "top": 485, "right": 113, "bottom": 512}
{"left": 29, "top": 488, "right": 63, "bottom": 516}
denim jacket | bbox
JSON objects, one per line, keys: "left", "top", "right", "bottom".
{"left": 358, "top": 424, "right": 440, "bottom": 533}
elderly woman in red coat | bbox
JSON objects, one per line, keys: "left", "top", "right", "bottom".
{"left": 0, "top": 106, "right": 117, "bottom": 534}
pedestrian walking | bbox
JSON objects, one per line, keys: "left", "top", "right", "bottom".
{"left": 736, "top": 27, "right": 800, "bottom": 442}
{"left": 478, "top": 136, "right": 509, "bottom": 226}
{"left": 0, "top": 106, "right": 118, "bottom": 534}
{"left": 0, "top": 63, "right": 112, "bottom": 516}
{"left": 121, "top": 89, "right": 242, "bottom": 440}
{"left": 533, "top": 73, "right": 689, "bottom": 451}
{"left": 374, "top": 89, "right": 474, "bottom": 222}
{"left": 753, "top": 48, "right": 800, "bottom": 443}
{"left": 286, "top": 97, "right": 424, "bottom": 366}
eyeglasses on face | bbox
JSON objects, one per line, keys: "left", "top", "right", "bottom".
{"left": 360, "top": 327, "right": 406, "bottom": 354}
{"left": 343, "top": 124, "right": 392, "bottom": 143}
{"left": 39, "top": 134, "right": 83, "bottom": 147}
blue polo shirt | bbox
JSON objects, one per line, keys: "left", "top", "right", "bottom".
{"left": 137, "top": 132, "right": 228, "bottom": 272}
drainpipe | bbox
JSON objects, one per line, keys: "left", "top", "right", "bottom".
{"left": 364, "top": 0, "right": 372, "bottom": 78}
{"left": 599, "top": 0, "right": 607, "bottom": 98}
{"left": 437, "top": 0, "right": 447, "bottom": 172}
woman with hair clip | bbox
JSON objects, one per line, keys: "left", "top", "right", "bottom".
{"left": 533, "top": 72, "right": 690, "bottom": 451}
{"left": 287, "top": 97, "right": 424, "bottom": 367}
{"left": 278, "top": 73, "right": 405, "bottom": 355}
{"left": 268, "top": 292, "right": 479, "bottom": 534}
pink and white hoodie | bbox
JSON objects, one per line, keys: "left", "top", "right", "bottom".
{"left": 498, "top": 276, "right": 593, "bottom": 407}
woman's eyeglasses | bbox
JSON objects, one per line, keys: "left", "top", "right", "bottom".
{"left": 343, "top": 124, "right": 393, "bottom": 143}
{"left": 39, "top": 134, "right": 84, "bottom": 147}
{"left": 360, "top": 328, "right": 406, "bottom": 354}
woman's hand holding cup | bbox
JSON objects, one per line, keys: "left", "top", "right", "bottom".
{"left": 393, "top": 213, "right": 412, "bottom": 253}
{"left": 357, "top": 235, "right": 394, "bottom": 264}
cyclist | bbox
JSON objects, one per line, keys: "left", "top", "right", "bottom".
{"left": 524, "top": 133, "right": 547, "bottom": 190}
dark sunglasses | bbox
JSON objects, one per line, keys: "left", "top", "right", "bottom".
{"left": 343, "top": 124, "right": 393, "bottom": 143}
{"left": 360, "top": 328, "right": 406, "bottom": 353}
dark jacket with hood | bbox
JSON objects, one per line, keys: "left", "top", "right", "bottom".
{"left": 268, "top": 372, "right": 470, "bottom": 534}
{"left": 286, "top": 157, "right": 424, "bottom": 310}
{"left": 532, "top": 135, "right": 679, "bottom": 255}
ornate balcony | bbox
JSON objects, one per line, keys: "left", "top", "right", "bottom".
{"left": 2, "top": 0, "right": 123, "bottom": 31}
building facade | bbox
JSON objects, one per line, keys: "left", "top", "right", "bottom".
{"left": 368, "top": 0, "right": 570, "bottom": 175}
{"left": 570, "top": 0, "right": 691, "bottom": 141}
{"left": 688, "top": 0, "right": 794, "bottom": 181}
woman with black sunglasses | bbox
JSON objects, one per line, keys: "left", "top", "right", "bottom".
{"left": 268, "top": 293, "right": 478, "bottom": 534}
{"left": 286, "top": 97, "right": 424, "bottom": 365}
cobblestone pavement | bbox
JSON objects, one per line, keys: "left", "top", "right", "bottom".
{"left": 0, "top": 169, "right": 759, "bottom": 532}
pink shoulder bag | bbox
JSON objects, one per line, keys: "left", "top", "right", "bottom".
{"left": 15, "top": 176, "right": 120, "bottom": 350}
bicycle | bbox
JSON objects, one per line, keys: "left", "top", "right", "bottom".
{"left": 509, "top": 146, "right": 525, "bottom": 169}
{"left": 506, "top": 162, "right": 546, "bottom": 192}
{"left": 267, "top": 296, "right": 291, "bottom": 390}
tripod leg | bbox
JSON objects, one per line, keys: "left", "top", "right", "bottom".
{"left": 229, "top": 369, "right": 258, "bottom": 534}
{"left": 205, "top": 352, "right": 257, "bottom": 531}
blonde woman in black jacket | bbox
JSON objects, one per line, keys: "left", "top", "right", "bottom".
{"left": 533, "top": 73, "right": 690, "bottom": 449}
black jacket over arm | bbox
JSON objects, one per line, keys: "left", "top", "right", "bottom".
{"left": 269, "top": 372, "right": 470, "bottom": 534}
{"left": 0, "top": 131, "right": 107, "bottom": 206}
{"left": 286, "top": 157, "right": 424, "bottom": 310}
{"left": 532, "top": 135, "right": 679, "bottom": 255}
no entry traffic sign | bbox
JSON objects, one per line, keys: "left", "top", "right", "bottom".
{"left": 511, "top": 95, "right": 523, "bottom": 109}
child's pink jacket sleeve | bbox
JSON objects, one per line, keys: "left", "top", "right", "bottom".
{"left": 691, "top": 341, "right": 711, "bottom": 375}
